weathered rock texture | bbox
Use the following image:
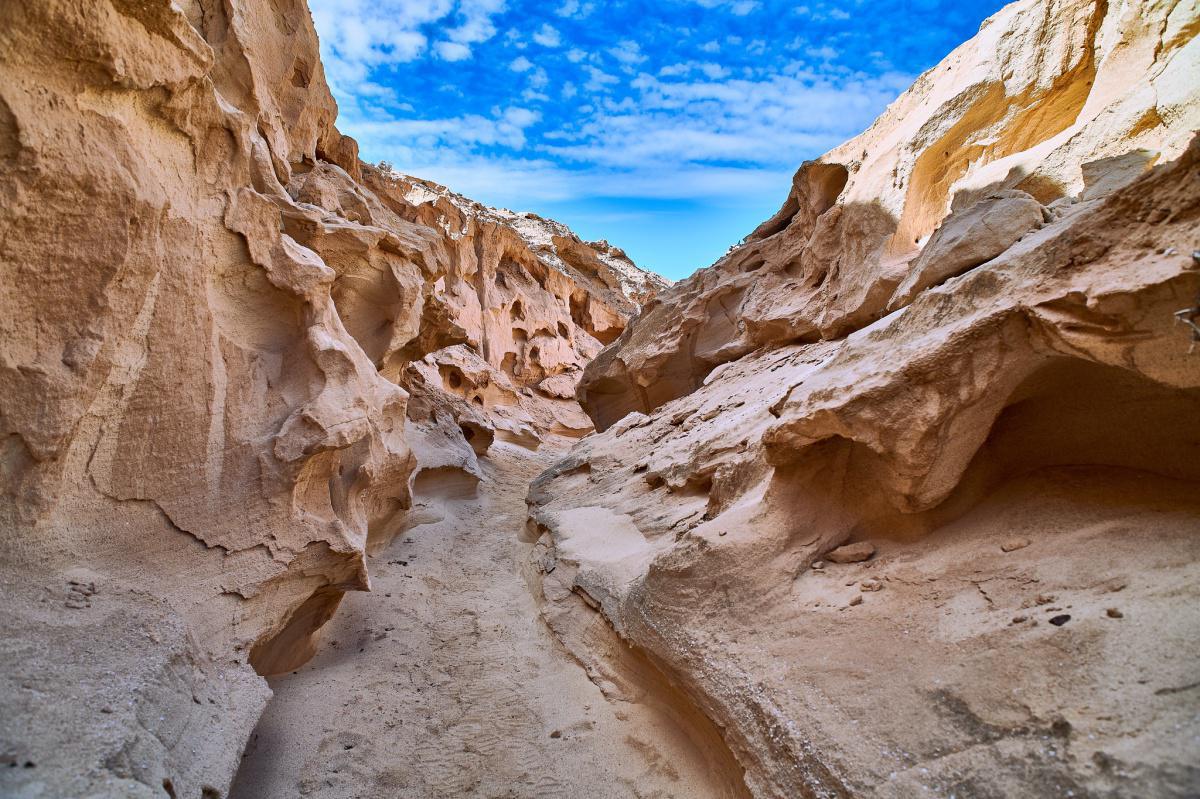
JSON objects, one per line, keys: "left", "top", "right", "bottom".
{"left": 0, "top": 0, "right": 661, "bottom": 794}
{"left": 534, "top": 1, "right": 1200, "bottom": 797}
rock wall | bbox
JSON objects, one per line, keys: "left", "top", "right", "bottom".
{"left": 0, "top": 0, "right": 661, "bottom": 794}
{"left": 533, "top": 1, "right": 1200, "bottom": 796}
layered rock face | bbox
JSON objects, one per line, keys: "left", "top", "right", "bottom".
{"left": 0, "top": 0, "right": 660, "bottom": 794}
{"left": 533, "top": 1, "right": 1200, "bottom": 797}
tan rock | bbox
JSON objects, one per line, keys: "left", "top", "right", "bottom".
{"left": 1001, "top": 536, "right": 1032, "bottom": 552}
{"left": 825, "top": 542, "right": 876, "bottom": 564}
{"left": 0, "top": 0, "right": 660, "bottom": 790}
{"left": 532, "top": 3, "right": 1200, "bottom": 797}
{"left": 887, "top": 190, "right": 1047, "bottom": 310}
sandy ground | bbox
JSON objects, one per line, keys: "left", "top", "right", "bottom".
{"left": 230, "top": 441, "right": 730, "bottom": 799}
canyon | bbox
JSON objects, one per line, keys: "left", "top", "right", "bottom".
{"left": 1, "top": 0, "right": 1198, "bottom": 798}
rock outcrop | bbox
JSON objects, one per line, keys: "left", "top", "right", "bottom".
{"left": 578, "top": 0, "right": 1200, "bottom": 431}
{"left": 0, "top": 0, "right": 661, "bottom": 794}
{"left": 532, "top": 1, "right": 1200, "bottom": 796}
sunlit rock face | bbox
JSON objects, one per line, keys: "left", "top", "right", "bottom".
{"left": 0, "top": 0, "right": 660, "bottom": 794}
{"left": 533, "top": 0, "right": 1200, "bottom": 796}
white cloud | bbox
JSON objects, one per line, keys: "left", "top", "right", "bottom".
{"left": 583, "top": 65, "right": 620, "bottom": 91}
{"left": 532, "top": 23, "right": 562, "bottom": 47}
{"left": 347, "top": 105, "right": 540, "bottom": 161}
{"left": 310, "top": 0, "right": 507, "bottom": 104}
{"left": 608, "top": 40, "right": 647, "bottom": 67}
{"left": 449, "top": 0, "right": 507, "bottom": 43}
{"left": 316, "top": 0, "right": 915, "bottom": 215}
{"left": 547, "top": 68, "right": 913, "bottom": 172}
{"left": 528, "top": 66, "right": 550, "bottom": 89}
{"left": 434, "top": 40, "right": 472, "bottom": 61}
{"left": 555, "top": 0, "right": 594, "bottom": 17}
{"left": 806, "top": 45, "right": 839, "bottom": 61}
{"left": 685, "top": 0, "right": 760, "bottom": 13}
{"left": 503, "top": 107, "right": 540, "bottom": 127}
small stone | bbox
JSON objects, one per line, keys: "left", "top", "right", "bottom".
{"left": 549, "top": 730, "right": 562, "bottom": 739}
{"left": 860, "top": 578, "right": 883, "bottom": 592}
{"left": 1105, "top": 607, "right": 1123, "bottom": 619}
{"left": 811, "top": 561, "right": 826, "bottom": 571}
{"left": 1035, "top": 593, "right": 1056, "bottom": 606}
{"left": 1000, "top": 537, "right": 1030, "bottom": 552}
{"left": 1048, "top": 614, "right": 1071, "bottom": 627}
{"left": 826, "top": 542, "right": 875, "bottom": 564}
{"left": 848, "top": 594, "right": 863, "bottom": 607}
{"left": 1011, "top": 614, "right": 1028, "bottom": 624}
{"left": 718, "top": 530, "right": 727, "bottom": 536}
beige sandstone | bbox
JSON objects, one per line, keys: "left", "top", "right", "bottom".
{"left": 0, "top": 0, "right": 663, "bottom": 794}
{"left": 532, "top": 1, "right": 1200, "bottom": 797}
{"left": 2, "top": 0, "right": 1198, "bottom": 797}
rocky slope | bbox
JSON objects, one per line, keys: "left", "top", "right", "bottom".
{"left": 0, "top": 0, "right": 663, "bottom": 795}
{"left": 532, "top": 0, "right": 1200, "bottom": 796}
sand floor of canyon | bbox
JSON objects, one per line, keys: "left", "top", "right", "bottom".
{"left": 230, "top": 441, "right": 732, "bottom": 799}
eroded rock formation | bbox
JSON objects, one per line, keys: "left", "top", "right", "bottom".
{"left": 3, "top": 0, "right": 1198, "bottom": 796}
{"left": 532, "top": 1, "right": 1200, "bottom": 796}
{"left": 0, "top": 0, "right": 661, "bottom": 794}
{"left": 579, "top": 0, "right": 1200, "bottom": 431}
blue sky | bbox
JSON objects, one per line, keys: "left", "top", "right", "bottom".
{"left": 310, "top": 0, "right": 1007, "bottom": 280}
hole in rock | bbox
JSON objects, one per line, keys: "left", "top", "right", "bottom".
{"left": 413, "top": 466, "right": 480, "bottom": 502}
{"left": 767, "top": 357, "right": 1200, "bottom": 546}
{"left": 249, "top": 586, "right": 345, "bottom": 677}
{"left": 459, "top": 421, "right": 493, "bottom": 455}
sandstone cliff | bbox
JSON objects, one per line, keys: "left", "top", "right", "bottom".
{"left": 532, "top": 1, "right": 1200, "bottom": 796}
{"left": 0, "top": 0, "right": 661, "bottom": 794}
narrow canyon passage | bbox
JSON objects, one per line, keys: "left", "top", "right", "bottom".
{"left": 230, "top": 441, "right": 735, "bottom": 799}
